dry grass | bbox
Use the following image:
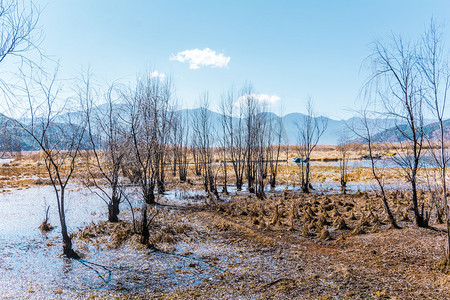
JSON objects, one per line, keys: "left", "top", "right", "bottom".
{"left": 152, "top": 190, "right": 450, "bottom": 299}
{"left": 4, "top": 150, "right": 450, "bottom": 298}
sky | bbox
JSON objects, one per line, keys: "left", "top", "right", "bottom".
{"left": 27, "top": 1, "right": 450, "bottom": 119}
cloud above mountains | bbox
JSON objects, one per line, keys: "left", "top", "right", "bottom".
{"left": 170, "top": 48, "right": 230, "bottom": 69}
{"left": 236, "top": 93, "right": 281, "bottom": 107}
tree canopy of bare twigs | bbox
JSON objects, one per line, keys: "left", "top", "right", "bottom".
{"left": 296, "top": 98, "right": 327, "bottom": 193}
{"left": 13, "top": 66, "right": 87, "bottom": 258}
{"left": 122, "top": 71, "right": 174, "bottom": 245}
{"left": 192, "top": 93, "right": 219, "bottom": 201}
{"left": 418, "top": 19, "right": 450, "bottom": 257}
{"left": 84, "top": 79, "right": 129, "bottom": 223}
{"left": 366, "top": 34, "right": 428, "bottom": 227}
{"left": 0, "top": 0, "right": 41, "bottom": 153}
{"left": 350, "top": 106, "right": 399, "bottom": 228}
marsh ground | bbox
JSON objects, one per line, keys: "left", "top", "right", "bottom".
{"left": 1, "top": 151, "right": 450, "bottom": 299}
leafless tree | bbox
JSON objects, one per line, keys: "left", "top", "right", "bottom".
{"left": 191, "top": 142, "right": 202, "bottom": 177}
{"left": 296, "top": 98, "right": 327, "bottom": 193}
{"left": 220, "top": 86, "right": 246, "bottom": 190}
{"left": 84, "top": 81, "right": 128, "bottom": 223}
{"left": 0, "top": 0, "right": 40, "bottom": 153}
{"left": 368, "top": 34, "right": 428, "bottom": 227}
{"left": 192, "top": 94, "right": 219, "bottom": 201}
{"left": 123, "top": 72, "right": 174, "bottom": 245}
{"left": 0, "top": 119, "right": 22, "bottom": 155}
{"left": 243, "top": 92, "right": 257, "bottom": 193}
{"left": 124, "top": 72, "right": 173, "bottom": 205}
{"left": 337, "top": 133, "right": 350, "bottom": 194}
{"left": 267, "top": 111, "right": 284, "bottom": 188}
{"left": 238, "top": 86, "right": 264, "bottom": 194}
{"left": 253, "top": 105, "right": 269, "bottom": 199}
{"left": 170, "top": 111, "right": 179, "bottom": 178}
{"left": 233, "top": 86, "right": 272, "bottom": 198}
{"left": 173, "top": 109, "right": 189, "bottom": 182}
{"left": 14, "top": 66, "right": 86, "bottom": 258}
{"left": 351, "top": 107, "right": 399, "bottom": 228}
{"left": 0, "top": 0, "right": 40, "bottom": 63}
{"left": 219, "top": 98, "right": 230, "bottom": 194}
{"left": 418, "top": 20, "right": 450, "bottom": 256}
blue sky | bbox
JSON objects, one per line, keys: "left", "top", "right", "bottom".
{"left": 34, "top": 1, "right": 450, "bottom": 119}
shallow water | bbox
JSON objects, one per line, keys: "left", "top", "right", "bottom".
{"left": 0, "top": 186, "right": 221, "bottom": 298}
{"left": 310, "top": 154, "right": 438, "bottom": 168}
{"left": 0, "top": 186, "right": 107, "bottom": 298}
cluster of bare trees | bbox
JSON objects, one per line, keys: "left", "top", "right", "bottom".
{"left": 0, "top": 0, "right": 327, "bottom": 260}
{"left": 82, "top": 72, "right": 176, "bottom": 245}
{"left": 218, "top": 86, "right": 285, "bottom": 199}
{"left": 8, "top": 0, "right": 450, "bottom": 268}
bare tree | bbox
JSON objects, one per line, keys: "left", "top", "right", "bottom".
{"left": 173, "top": 109, "right": 189, "bottom": 182}
{"left": 124, "top": 72, "right": 173, "bottom": 205}
{"left": 231, "top": 86, "right": 272, "bottom": 198}
{"left": 253, "top": 104, "right": 269, "bottom": 199}
{"left": 350, "top": 107, "right": 399, "bottom": 228}
{"left": 296, "top": 98, "right": 327, "bottom": 193}
{"left": 368, "top": 34, "right": 428, "bottom": 227}
{"left": 238, "top": 86, "right": 264, "bottom": 194}
{"left": 14, "top": 66, "right": 86, "bottom": 258}
{"left": 419, "top": 20, "right": 450, "bottom": 256}
{"left": 267, "top": 111, "right": 284, "bottom": 189}
{"left": 243, "top": 91, "right": 257, "bottom": 193}
{"left": 0, "top": 0, "right": 40, "bottom": 153}
{"left": 123, "top": 72, "right": 173, "bottom": 245}
{"left": 337, "top": 133, "right": 350, "bottom": 194}
{"left": 0, "top": 119, "right": 23, "bottom": 155}
{"left": 0, "top": 0, "right": 40, "bottom": 63}
{"left": 220, "top": 86, "right": 246, "bottom": 190}
{"left": 123, "top": 72, "right": 174, "bottom": 245}
{"left": 84, "top": 82, "right": 128, "bottom": 223}
{"left": 219, "top": 99, "right": 229, "bottom": 195}
{"left": 192, "top": 94, "right": 218, "bottom": 201}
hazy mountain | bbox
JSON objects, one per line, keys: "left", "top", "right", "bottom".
{"left": 372, "top": 119, "right": 450, "bottom": 143}
{"left": 177, "top": 109, "right": 390, "bottom": 145}
{"left": 2, "top": 105, "right": 443, "bottom": 152}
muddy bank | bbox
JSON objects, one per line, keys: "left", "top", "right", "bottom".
{"left": 2, "top": 184, "right": 450, "bottom": 299}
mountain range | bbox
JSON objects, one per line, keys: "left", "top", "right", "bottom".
{"left": 0, "top": 107, "right": 446, "bottom": 151}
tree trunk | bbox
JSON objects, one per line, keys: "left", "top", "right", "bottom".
{"left": 144, "top": 183, "right": 155, "bottom": 205}
{"left": 222, "top": 159, "right": 228, "bottom": 194}
{"left": 58, "top": 188, "right": 79, "bottom": 259}
{"left": 412, "top": 179, "right": 427, "bottom": 227}
{"left": 236, "top": 176, "right": 243, "bottom": 191}
{"left": 140, "top": 204, "right": 149, "bottom": 245}
{"left": 62, "top": 227, "right": 79, "bottom": 259}
{"left": 302, "top": 162, "right": 311, "bottom": 193}
{"left": 270, "top": 173, "right": 276, "bottom": 189}
{"left": 381, "top": 194, "right": 399, "bottom": 229}
{"left": 108, "top": 195, "right": 120, "bottom": 223}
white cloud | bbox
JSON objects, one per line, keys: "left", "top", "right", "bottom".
{"left": 236, "top": 93, "right": 281, "bottom": 107}
{"left": 170, "top": 48, "right": 230, "bottom": 69}
{"left": 150, "top": 70, "right": 166, "bottom": 79}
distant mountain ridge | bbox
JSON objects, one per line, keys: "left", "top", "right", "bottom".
{"left": 0, "top": 106, "right": 445, "bottom": 151}
{"left": 372, "top": 119, "right": 450, "bottom": 143}
{"left": 177, "top": 108, "right": 387, "bottom": 145}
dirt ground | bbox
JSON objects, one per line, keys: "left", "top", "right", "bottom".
{"left": 70, "top": 187, "right": 450, "bottom": 299}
